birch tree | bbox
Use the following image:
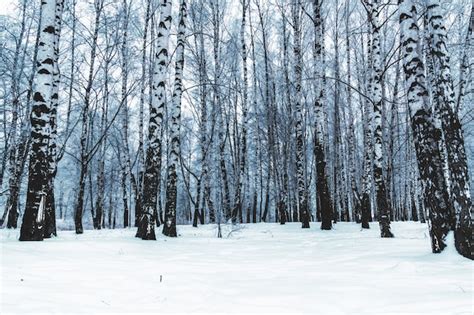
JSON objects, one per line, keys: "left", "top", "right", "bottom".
{"left": 20, "top": 0, "right": 62, "bottom": 241}
{"left": 119, "top": 0, "right": 132, "bottom": 229}
{"left": 74, "top": 0, "right": 103, "bottom": 234}
{"left": 365, "top": 0, "right": 393, "bottom": 237}
{"left": 3, "top": 0, "right": 34, "bottom": 229}
{"left": 44, "top": 0, "right": 64, "bottom": 238}
{"left": 313, "top": 0, "right": 333, "bottom": 230}
{"left": 163, "top": 0, "right": 187, "bottom": 237}
{"left": 232, "top": 0, "right": 249, "bottom": 225}
{"left": 399, "top": 0, "right": 451, "bottom": 253}
{"left": 137, "top": 0, "right": 172, "bottom": 240}
{"left": 425, "top": 0, "right": 472, "bottom": 259}
{"left": 292, "top": 0, "right": 310, "bottom": 228}
{"left": 135, "top": 0, "right": 152, "bottom": 227}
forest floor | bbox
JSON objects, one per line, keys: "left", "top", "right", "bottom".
{"left": 1, "top": 222, "right": 472, "bottom": 314}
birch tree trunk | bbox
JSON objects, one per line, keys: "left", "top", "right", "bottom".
{"left": 249, "top": 9, "right": 260, "bottom": 224}
{"left": 137, "top": 0, "right": 172, "bottom": 240}
{"left": 120, "top": 0, "right": 131, "bottom": 229}
{"left": 360, "top": 36, "right": 373, "bottom": 229}
{"left": 5, "top": 13, "right": 39, "bottom": 228}
{"left": 3, "top": 0, "right": 29, "bottom": 229}
{"left": 232, "top": 0, "right": 249, "bottom": 225}
{"left": 279, "top": 6, "right": 292, "bottom": 225}
{"left": 136, "top": 0, "right": 151, "bottom": 227}
{"left": 292, "top": 0, "right": 309, "bottom": 228}
{"left": 313, "top": 0, "right": 333, "bottom": 230}
{"left": 64, "top": 0, "right": 76, "bottom": 140}
{"left": 74, "top": 0, "right": 103, "bottom": 234}
{"left": 455, "top": 3, "right": 473, "bottom": 114}
{"left": 93, "top": 17, "right": 113, "bottom": 229}
{"left": 20, "top": 0, "right": 60, "bottom": 241}
{"left": 163, "top": 0, "right": 187, "bottom": 237}
{"left": 94, "top": 88, "right": 108, "bottom": 229}
{"left": 366, "top": 0, "right": 393, "bottom": 237}
{"left": 345, "top": 0, "right": 360, "bottom": 224}
{"left": 191, "top": 0, "right": 208, "bottom": 226}
{"left": 387, "top": 51, "right": 401, "bottom": 223}
{"left": 399, "top": 0, "right": 452, "bottom": 253}
{"left": 211, "top": 0, "right": 231, "bottom": 223}
{"left": 44, "top": 0, "right": 64, "bottom": 238}
{"left": 426, "top": 0, "right": 473, "bottom": 259}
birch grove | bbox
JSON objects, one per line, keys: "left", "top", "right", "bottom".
{"left": 0, "top": 0, "right": 472, "bottom": 260}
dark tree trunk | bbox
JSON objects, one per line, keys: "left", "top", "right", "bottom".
{"left": 74, "top": 0, "right": 102, "bottom": 234}
{"left": 411, "top": 197, "right": 418, "bottom": 222}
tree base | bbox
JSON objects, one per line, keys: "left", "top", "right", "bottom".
{"left": 381, "top": 230, "right": 394, "bottom": 238}
{"left": 321, "top": 222, "right": 332, "bottom": 230}
{"left": 163, "top": 226, "right": 177, "bottom": 237}
{"left": 454, "top": 228, "right": 472, "bottom": 260}
{"left": 141, "top": 232, "right": 157, "bottom": 240}
{"left": 19, "top": 231, "right": 43, "bottom": 242}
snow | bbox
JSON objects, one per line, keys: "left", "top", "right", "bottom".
{"left": 1, "top": 222, "right": 472, "bottom": 314}
{"left": 36, "top": 195, "right": 45, "bottom": 224}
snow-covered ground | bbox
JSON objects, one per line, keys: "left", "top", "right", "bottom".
{"left": 1, "top": 222, "right": 472, "bottom": 314}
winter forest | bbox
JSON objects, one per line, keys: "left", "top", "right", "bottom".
{"left": 0, "top": 0, "right": 473, "bottom": 313}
